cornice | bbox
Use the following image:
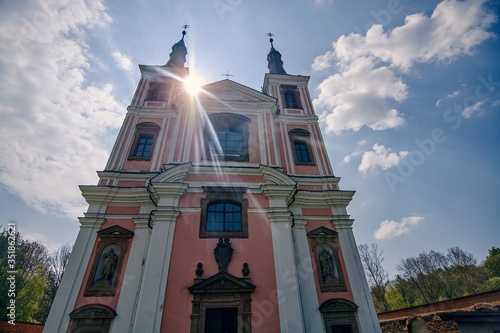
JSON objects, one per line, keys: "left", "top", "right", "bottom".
{"left": 293, "top": 190, "right": 355, "bottom": 207}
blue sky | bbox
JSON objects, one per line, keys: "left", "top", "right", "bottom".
{"left": 0, "top": 0, "right": 499, "bottom": 277}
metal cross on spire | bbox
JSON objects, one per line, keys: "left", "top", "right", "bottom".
{"left": 221, "top": 71, "right": 234, "bottom": 79}
{"left": 181, "top": 24, "right": 189, "bottom": 39}
{"left": 267, "top": 32, "right": 274, "bottom": 47}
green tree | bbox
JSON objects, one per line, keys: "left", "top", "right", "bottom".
{"left": 0, "top": 225, "right": 72, "bottom": 323}
{"left": 480, "top": 277, "right": 500, "bottom": 292}
{"left": 484, "top": 246, "right": 500, "bottom": 278}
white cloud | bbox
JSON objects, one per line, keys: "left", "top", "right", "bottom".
{"left": 374, "top": 215, "right": 424, "bottom": 240}
{"left": 313, "top": 0, "right": 496, "bottom": 133}
{"left": 342, "top": 140, "right": 368, "bottom": 165}
{"left": 462, "top": 99, "right": 486, "bottom": 118}
{"left": 436, "top": 89, "right": 461, "bottom": 106}
{"left": 111, "top": 51, "right": 133, "bottom": 71}
{"left": 316, "top": 57, "right": 407, "bottom": 134}
{"left": 0, "top": 0, "right": 124, "bottom": 218}
{"left": 358, "top": 144, "right": 409, "bottom": 174}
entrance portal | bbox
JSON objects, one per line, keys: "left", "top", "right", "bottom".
{"left": 204, "top": 307, "right": 238, "bottom": 333}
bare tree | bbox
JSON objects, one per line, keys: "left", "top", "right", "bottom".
{"left": 359, "top": 243, "right": 390, "bottom": 312}
{"left": 48, "top": 242, "right": 72, "bottom": 287}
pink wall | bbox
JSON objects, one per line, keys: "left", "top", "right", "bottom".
{"left": 73, "top": 219, "right": 135, "bottom": 311}
{"left": 160, "top": 192, "right": 281, "bottom": 332}
{"left": 305, "top": 220, "right": 355, "bottom": 305}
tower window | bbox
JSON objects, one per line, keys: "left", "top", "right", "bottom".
{"left": 205, "top": 113, "right": 251, "bottom": 162}
{"left": 294, "top": 141, "right": 311, "bottom": 163}
{"left": 200, "top": 187, "right": 248, "bottom": 238}
{"left": 134, "top": 135, "right": 153, "bottom": 157}
{"left": 284, "top": 91, "right": 299, "bottom": 108}
{"left": 146, "top": 82, "right": 170, "bottom": 101}
{"left": 281, "top": 85, "right": 301, "bottom": 109}
{"left": 128, "top": 122, "right": 161, "bottom": 161}
{"left": 289, "top": 128, "right": 314, "bottom": 166}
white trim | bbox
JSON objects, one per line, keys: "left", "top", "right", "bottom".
{"left": 268, "top": 211, "right": 306, "bottom": 333}
{"left": 43, "top": 221, "right": 101, "bottom": 333}
{"left": 335, "top": 222, "right": 381, "bottom": 333}
{"left": 131, "top": 210, "right": 179, "bottom": 332}
{"left": 111, "top": 222, "right": 151, "bottom": 333}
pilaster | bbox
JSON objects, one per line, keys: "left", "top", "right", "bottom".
{"left": 267, "top": 210, "right": 306, "bottom": 333}
{"left": 111, "top": 218, "right": 151, "bottom": 333}
{"left": 131, "top": 209, "right": 180, "bottom": 332}
{"left": 292, "top": 218, "right": 324, "bottom": 333}
{"left": 333, "top": 217, "right": 381, "bottom": 333}
{"left": 43, "top": 218, "right": 104, "bottom": 333}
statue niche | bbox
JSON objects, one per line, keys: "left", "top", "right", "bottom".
{"left": 93, "top": 245, "right": 120, "bottom": 285}
{"left": 84, "top": 225, "right": 134, "bottom": 297}
{"left": 317, "top": 245, "right": 340, "bottom": 284}
{"left": 307, "top": 226, "right": 346, "bottom": 292}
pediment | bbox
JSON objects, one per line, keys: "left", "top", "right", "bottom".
{"left": 70, "top": 304, "right": 117, "bottom": 319}
{"left": 319, "top": 298, "right": 358, "bottom": 313}
{"left": 201, "top": 79, "right": 276, "bottom": 103}
{"left": 188, "top": 271, "right": 255, "bottom": 294}
{"left": 150, "top": 162, "right": 192, "bottom": 183}
{"left": 307, "top": 226, "right": 338, "bottom": 238}
{"left": 97, "top": 225, "right": 134, "bottom": 237}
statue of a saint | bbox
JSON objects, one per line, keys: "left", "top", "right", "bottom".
{"left": 319, "top": 250, "right": 335, "bottom": 282}
{"left": 101, "top": 248, "right": 118, "bottom": 282}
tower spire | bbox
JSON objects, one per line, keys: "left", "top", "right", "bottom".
{"left": 165, "top": 25, "right": 189, "bottom": 67}
{"left": 266, "top": 32, "right": 287, "bottom": 75}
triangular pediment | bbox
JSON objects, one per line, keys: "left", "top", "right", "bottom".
{"left": 97, "top": 225, "right": 134, "bottom": 237}
{"left": 307, "top": 226, "right": 338, "bottom": 238}
{"left": 201, "top": 79, "right": 276, "bottom": 103}
{"left": 188, "top": 271, "right": 255, "bottom": 294}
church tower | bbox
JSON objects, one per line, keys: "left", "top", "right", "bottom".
{"left": 44, "top": 29, "right": 380, "bottom": 333}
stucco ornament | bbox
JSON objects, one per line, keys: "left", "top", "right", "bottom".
{"left": 214, "top": 238, "right": 233, "bottom": 271}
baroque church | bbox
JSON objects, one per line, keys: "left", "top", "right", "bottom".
{"left": 44, "top": 29, "right": 381, "bottom": 333}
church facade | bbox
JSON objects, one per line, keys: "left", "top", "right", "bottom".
{"left": 44, "top": 31, "right": 380, "bottom": 333}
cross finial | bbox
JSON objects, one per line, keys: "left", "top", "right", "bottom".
{"left": 181, "top": 24, "right": 189, "bottom": 39}
{"left": 221, "top": 71, "right": 234, "bottom": 79}
{"left": 267, "top": 32, "right": 274, "bottom": 47}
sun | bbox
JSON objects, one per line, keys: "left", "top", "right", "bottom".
{"left": 184, "top": 75, "right": 202, "bottom": 95}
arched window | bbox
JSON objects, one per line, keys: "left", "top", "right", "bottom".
{"left": 281, "top": 85, "right": 301, "bottom": 109}
{"left": 128, "top": 122, "right": 161, "bottom": 161}
{"left": 289, "top": 128, "right": 314, "bottom": 165}
{"left": 207, "top": 201, "right": 242, "bottom": 231}
{"left": 200, "top": 187, "right": 248, "bottom": 238}
{"left": 319, "top": 299, "right": 359, "bottom": 333}
{"left": 146, "top": 82, "right": 170, "bottom": 101}
{"left": 284, "top": 91, "right": 299, "bottom": 108}
{"left": 205, "top": 113, "right": 250, "bottom": 162}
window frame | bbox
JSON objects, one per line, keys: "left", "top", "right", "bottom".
{"left": 205, "top": 113, "right": 250, "bottom": 162}
{"left": 206, "top": 201, "right": 243, "bottom": 232}
{"left": 146, "top": 82, "right": 171, "bottom": 102}
{"left": 128, "top": 122, "right": 161, "bottom": 161}
{"left": 200, "top": 187, "right": 248, "bottom": 238}
{"left": 281, "top": 85, "right": 301, "bottom": 109}
{"left": 289, "top": 128, "right": 315, "bottom": 166}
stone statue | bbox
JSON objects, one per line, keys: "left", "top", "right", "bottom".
{"left": 319, "top": 250, "right": 335, "bottom": 282}
{"left": 101, "top": 248, "right": 118, "bottom": 282}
